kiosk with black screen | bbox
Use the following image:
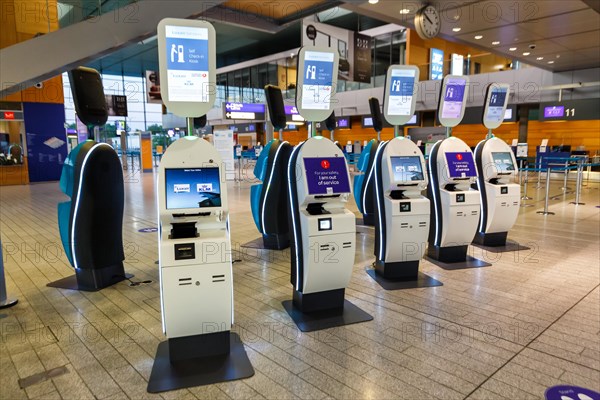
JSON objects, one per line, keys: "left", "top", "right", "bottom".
{"left": 283, "top": 46, "right": 372, "bottom": 332}
{"left": 427, "top": 75, "right": 490, "bottom": 268}
{"left": 367, "top": 66, "right": 441, "bottom": 288}
{"left": 149, "top": 18, "right": 253, "bottom": 394}
{"left": 473, "top": 83, "right": 523, "bottom": 250}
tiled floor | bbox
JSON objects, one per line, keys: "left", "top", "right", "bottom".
{"left": 1, "top": 170, "right": 599, "bottom": 400}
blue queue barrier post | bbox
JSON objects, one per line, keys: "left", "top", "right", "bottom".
{"left": 0, "top": 239, "right": 18, "bottom": 309}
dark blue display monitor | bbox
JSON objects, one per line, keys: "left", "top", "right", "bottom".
{"left": 303, "top": 157, "right": 350, "bottom": 195}
{"left": 445, "top": 152, "right": 476, "bottom": 178}
{"left": 390, "top": 156, "right": 424, "bottom": 182}
{"left": 165, "top": 167, "right": 221, "bottom": 209}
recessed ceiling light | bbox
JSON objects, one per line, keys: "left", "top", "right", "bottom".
{"left": 399, "top": 8, "right": 410, "bottom": 14}
{"left": 492, "top": 41, "right": 500, "bottom": 45}
{"left": 452, "top": 27, "right": 461, "bottom": 32}
{"left": 368, "top": 0, "right": 379, "bottom": 4}
{"left": 509, "top": 47, "right": 517, "bottom": 51}
{"left": 548, "top": 60, "right": 555, "bottom": 64}
{"left": 556, "top": 55, "right": 561, "bottom": 58}
{"left": 474, "top": 35, "right": 483, "bottom": 40}
{"left": 522, "top": 52, "right": 530, "bottom": 56}
{"left": 536, "top": 57, "right": 544, "bottom": 60}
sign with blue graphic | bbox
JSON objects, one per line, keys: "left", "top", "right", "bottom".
{"left": 138, "top": 227, "right": 158, "bottom": 233}
{"left": 430, "top": 48, "right": 444, "bottom": 80}
{"left": 223, "top": 102, "right": 265, "bottom": 120}
{"left": 484, "top": 87, "right": 508, "bottom": 124}
{"left": 545, "top": 385, "right": 599, "bottom": 400}
{"left": 441, "top": 78, "right": 467, "bottom": 120}
{"left": 164, "top": 25, "right": 209, "bottom": 103}
{"left": 387, "top": 68, "right": 416, "bottom": 116}
{"left": 301, "top": 51, "right": 335, "bottom": 110}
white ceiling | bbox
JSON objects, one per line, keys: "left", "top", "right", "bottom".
{"left": 346, "top": 0, "right": 600, "bottom": 72}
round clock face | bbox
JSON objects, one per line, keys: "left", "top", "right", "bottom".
{"left": 416, "top": 5, "right": 441, "bottom": 40}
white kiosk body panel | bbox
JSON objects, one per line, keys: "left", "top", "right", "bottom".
{"left": 476, "top": 137, "right": 520, "bottom": 235}
{"left": 157, "top": 137, "right": 232, "bottom": 339}
{"left": 378, "top": 137, "right": 429, "bottom": 263}
{"left": 290, "top": 137, "right": 355, "bottom": 295}
{"left": 430, "top": 137, "right": 480, "bottom": 249}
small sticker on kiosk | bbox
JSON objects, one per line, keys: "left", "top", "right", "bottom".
{"left": 501, "top": 186, "right": 508, "bottom": 194}
{"left": 318, "top": 218, "right": 332, "bottom": 231}
{"left": 456, "top": 194, "right": 465, "bottom": 203}
{"left": 400, "top": 202, "right": 411, "bottom": 212}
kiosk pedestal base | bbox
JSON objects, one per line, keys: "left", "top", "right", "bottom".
{"left": 147, "top": 332, "right": 254, "bottom": 393}
{"left": 47, "top": 264, "right": 132, "bottom": 291}
{"left": 426, "top": 245, "right": 491, "bottom": 270}
{"left": 472, "top": 233, "right": 530, "bottom": 253}
{"left": 366, "top": 265, "right": 442, "bottom": 290}
{"left": 283, "top": 289, "right": 373, "bottom": 332}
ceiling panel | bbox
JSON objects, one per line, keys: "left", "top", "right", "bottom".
{"left": 551, "top": 31, "right": 600, "bottom": 51}
{"left": 498, "top": 0, "right": 588, "bottom": 23}
{"left": 520, "top": 9, "right": 600, "bottom": 37}
{"left": 222, "top": 0, "right": 328, "bottom": 20}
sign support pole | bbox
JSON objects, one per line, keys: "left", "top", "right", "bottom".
{"left": 0, "top": 239, "right": 18, "bottom": 309}
{"left": 446, "top": 126, "right": 451, "bottom": 138}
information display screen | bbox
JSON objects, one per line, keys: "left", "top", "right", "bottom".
{"left": 543, "top": 106, "right": 565, "bottom": 119}
{"left": 301, "top": 51, "right": 335, "bottom": 110}
{"left": 390, "top": 156, "right": 424, "bottom": 182}
{"left": 303, "top": 157, "right": 350, "bottom": 195}
{"left": 387, "top": 69, "right": 416, "bottom": 116}
{"left": 165, "top": 168, "right": 221, "bottom": 209}
{"left": 440, "top": 78, "right": 467, "bottom": 119}
{"left": 165, "top": 25, "right": 209, "bottom": 102}
{"left": 485, "top": 87, "right": 508, "bottom": 123}
{"left": 491, "top": 152, "right": 515, "bottom": 174}
{"left": 445, "top": 152, "right": 476, "bottom": 178}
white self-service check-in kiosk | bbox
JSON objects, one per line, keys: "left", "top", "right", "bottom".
{"left": 283, "top": 46, "right": 372, "bottom": 332}
{"left": 474, "top": 84, "right": 523, "bottom": 249}
{"left": 427, "top": 75, "right": 490, "bottom": 268}
{"left": 148, "top": 18, "right": 253, "bottom": 394}
{"left": 368, "top": 65, "right": 442, "bottom": 289}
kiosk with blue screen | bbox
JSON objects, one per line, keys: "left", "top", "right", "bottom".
{"left": 283, "top": 46, "right": 372, "bottom": 332}
{"left": 426, "top": 75, "right": 490, "bottom": 268}
{"left": 367, "top": 65, "right": 441, "bottom": 289}
{"left": 473, "top": 83, "right": 525, "bottom": 251}
{"left": 148, "top": 18, "right": 253, "bottom": 394}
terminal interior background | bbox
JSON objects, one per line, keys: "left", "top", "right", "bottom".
{"left": 1, "top": 0, "right": 599, "bottom": 399}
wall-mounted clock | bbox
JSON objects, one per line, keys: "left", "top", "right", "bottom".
{"left": 415, "top": 5, "right": 441, "bottom": 40}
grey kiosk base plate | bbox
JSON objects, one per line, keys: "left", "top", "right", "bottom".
{"left": 471, "top": 241, "right": 531, "bottom": 253}
{"left": 147, "top": 333, "right": 254, "bottom": 393}
{"left": 282, "top": 300, "right": 373, "bottom": 332}
{"left": 366, "top": 269, "right": 443, "bottom": 290}
{"left": 425, "top": 255, "right": 491, "bottom": 270}
{"left": 47, "top": 273, "right": 133, "bottom": 292}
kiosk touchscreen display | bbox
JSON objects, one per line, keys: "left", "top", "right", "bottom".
{"left": 301, "top": 51, "right": 335, "bottom": 110}
{"left": 440, "top": 78, "right": 467, "bottom": 119}
{"left": 445, "top": 152, "right": 476, "bottom": 178}
{"left": 165, "top": 25, "right": 210, "bottom": 102}
{"left": 491, "top": 152, "right": 515, "bottom": 174}
{"left": 165, "top": 167, "right": 221, "bottom": 209}
{"left": 390, "top": 156, "right": 424, "bottom": 182}
{"left": 303, "top": 157, "right": 350, "bottom": 195}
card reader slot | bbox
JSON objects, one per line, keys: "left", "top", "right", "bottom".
{"left": 314, "top": 194, "right": 340, "bottom": 199}
{"left": 172, "top": 212, "right": 211, "bottom": 218}
{"left": 306, "top": 203, "right": 331, "bottom": 215}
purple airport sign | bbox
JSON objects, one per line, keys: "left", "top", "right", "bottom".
{"left": 544, "top": 106, "right": 565, "bottom": 118}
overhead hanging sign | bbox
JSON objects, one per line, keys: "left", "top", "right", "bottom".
{"left": 106, "top": 95, "right": 128, "bottom": 117}
{"left": 539, "top": 99, "right": 600, "bottom": 121}
{"left": 222, "top": 102, "right": 265, "bottom": 120}
{"left": 284, "top": 105, "right": 305, "bottom": 123}
{"left": 157, "top": 18, "right": 216, "bottom": 117}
